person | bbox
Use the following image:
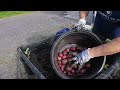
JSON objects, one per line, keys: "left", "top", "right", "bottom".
{"left": 73, "top": 11, "right": 120, "bottom": 66}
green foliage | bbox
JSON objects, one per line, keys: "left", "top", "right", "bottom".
{"left": 0, "top": 11, "right": 32, "bottom": 18}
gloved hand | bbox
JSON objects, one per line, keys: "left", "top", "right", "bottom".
{"left": 75, "top": 19, "right": 93, "bottom": 30}
{"left": 84, "top": 25, "right": 93, "bottom": 30}
{"left": 72, "top": 48, "right": 93, "bottom": 66}
{"left": 75, "top": 19, "right": 86, "bottom": 28}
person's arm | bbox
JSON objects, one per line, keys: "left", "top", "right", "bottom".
{"left": 75, "top": 11, "right": 89, "bottom": 27}
{"left": 79, "top": 11, "right": 89, "bottom": 19}
{"left": 72, "top": 37, "right": 120, "bottom": 66}
{"left": 89, "top": 37, "right": 120, "bottom": 58}
{"left": 76, "top": 11, "right": 92, "bottom": 30}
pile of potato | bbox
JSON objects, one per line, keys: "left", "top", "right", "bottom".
{"left": 57, "top": 46, "right": 91, "bottom": 77}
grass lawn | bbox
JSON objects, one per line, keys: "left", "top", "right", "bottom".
{"left": 0, "top": 11, "right": 32, "bottom": 19}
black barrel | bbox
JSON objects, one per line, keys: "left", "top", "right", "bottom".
{"left": 51, "top": 28, "right": 106, "bottom": 79}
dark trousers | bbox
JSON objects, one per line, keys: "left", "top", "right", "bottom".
{"left": 92, "top": 14, "right": 120, "bottom": 41}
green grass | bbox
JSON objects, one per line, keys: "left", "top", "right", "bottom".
{"left": 0, "top": 11, "right": 32, "bottom": 19}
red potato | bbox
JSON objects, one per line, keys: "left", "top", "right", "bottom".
{"left": 70, "top": 47, "right": 76, "bottom": 51}
{"left": 73, "top": 64, "right": 78, "bottom": 69}
{"left": 78, "top": 73, "right": 84, "bottom": 76}
{"left": 58, "top": 61, "right": 62, "bottom": 65}
{"left": 68, "top": 72, "right": 72, "bottom": 76}
{"left": 67, "top": 55, "right": 72, "bottom": 58}
{"left": 59, "top": 64, "right": 62, "bottom": 68}
{"left": 80, "top": 69, "right": 86, "bottom": 74}
{"left": 58, "top": 57, "right": 62, "bottom": 61}
{"left": 59, "top": 53, "right": 63, "bottom": 57}
{"left": 64, "top": 71, "right": 66, "bottom": 74}
{"left": 66, "top": 67, "right": 72, "bottom": 72}
{"left": 63, "top": 51, "right": 68, "bottom": 55}
{"left": 61, "top": 65, "right": 65, "bottom": 71}
{"left": 71, "top": 69, "right": 75, "bottom": 74}
{"left": 66, "top": 48, "right": 70, "bottom": 52}
{"left": 76, "top": 70, "right": 80, "bottom": 74}
{"left": 86, "top": 63, "right": 91, "bottom": 68}
{"left": 67, "top": 61, "right": 73, "bottom": 66}
{"left": 62, "top": 59, "right": 68, "bottom": 65}
{"left": 68, "top": 53, "right": 73, "bottom": 57}
{"left": 76, "top": 66, "right": 83, "bottom": 73}
{"left": 63, "top": 55, "right": 67, "bottom": 59}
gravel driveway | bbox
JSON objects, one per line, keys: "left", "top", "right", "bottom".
{"left": 0, "top": 11, "right": 81, "bottom": 79}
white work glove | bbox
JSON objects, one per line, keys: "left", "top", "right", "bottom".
{"left": 72, "top": 48, "right": 93, "bottom": 66}
{"left": 75, "top": 19, "right": 86, "bottom": 28}
{"left": 75, "top": 19, "right": 92, "bottom": 30}
{"left": 84, "top": 25, "right": 93, "bottom": 30}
